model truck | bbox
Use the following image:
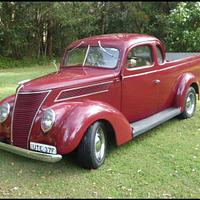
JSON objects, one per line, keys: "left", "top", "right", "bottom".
{"left": 0, "top": 33, "right": 200, "bottom": 169}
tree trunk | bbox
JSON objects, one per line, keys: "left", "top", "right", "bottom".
{"left": 47, "top": 19, "right": 53, "bottom": 57}
{"left": 101, "top": 2, "right": 107, "bottom": 34}
{"left": 36, "top": 8, "right": 42, "bottom": 58}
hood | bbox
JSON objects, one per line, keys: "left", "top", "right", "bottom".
{"left": 20, "top": 67, "right": 118, "bottom": 92}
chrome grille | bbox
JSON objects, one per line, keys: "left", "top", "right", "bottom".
{"left": 12, "top": 91, "right": 49, "bottom": 148}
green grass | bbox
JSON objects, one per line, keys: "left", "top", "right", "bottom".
{"left": 0, "top": 65, "right": 55, "bottom": 99}
{"left": 0, "top": 66, "right": 200, "bottom": 198}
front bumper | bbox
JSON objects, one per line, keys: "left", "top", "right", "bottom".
{"left": 0, "top": 141, "right": 62, "bottom": 163}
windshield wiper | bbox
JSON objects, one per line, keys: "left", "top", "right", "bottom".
{"left": 68, "top": 41, "right": 84, "bottom": 53}
{"left": 98, "top": 40, "right": 115, "bottom": 58}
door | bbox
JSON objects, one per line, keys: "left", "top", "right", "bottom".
{"left": 121, "top": 43, "right": 159, "bottom": 122}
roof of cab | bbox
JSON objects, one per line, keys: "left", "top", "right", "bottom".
{"left": 67, "top": 33, "right": 159, "bottom": 50}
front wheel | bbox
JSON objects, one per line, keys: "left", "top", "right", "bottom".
{"left": 77, "top": 121, "right": 107, "bottom": 169}
{"left": 179, "top": 87, "right": 196, "bottom": 119}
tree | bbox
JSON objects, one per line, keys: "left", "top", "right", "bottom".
{"left": 166, "top": 2, "right": 200, "bottom": 52}
{"left": 0, "top": 2, "right": 195, "bottom": 60}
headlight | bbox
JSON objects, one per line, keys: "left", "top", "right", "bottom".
{"left": 41, "top": 109, "right": 56, "bottom": 133}
{"left": 0, "top": 103, "right": 10, "bottom": 123}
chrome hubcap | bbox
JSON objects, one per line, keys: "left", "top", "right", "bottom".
{"left": 186, "top": 93, "right": 195, "bottom": 115}
{"left": 94, "top": 127, "right": 105, "bottom": 161}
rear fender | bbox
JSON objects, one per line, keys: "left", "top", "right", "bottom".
{"left": 173, "top": 73, "right": 199, "bottom": 111}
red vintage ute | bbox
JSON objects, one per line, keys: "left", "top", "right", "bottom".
{"left": 0, "top": 33, "right": 200, "bottom": 169}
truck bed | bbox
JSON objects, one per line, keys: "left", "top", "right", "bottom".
{"left": 166, "top": 52, "right": 200, "bottom": 62}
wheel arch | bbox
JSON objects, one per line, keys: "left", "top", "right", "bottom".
{"left": 94, "top": 118, "right": 117, "bottom": 147}
{"left": 190, "top": 82, "right": 199, "bottom": 98}
{"left": 52, "top": 100, "right": 132, "bottom": 154}
{"left": 173, "top": 72, "right": 199, "bottom": 111}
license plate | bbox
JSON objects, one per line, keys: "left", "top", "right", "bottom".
{"left": 30, "top": 142, "right": 57, "bottom": 155}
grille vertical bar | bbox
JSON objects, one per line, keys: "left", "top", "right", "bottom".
{"left": 12, "top": 91, "right": 48, "bottom": 148}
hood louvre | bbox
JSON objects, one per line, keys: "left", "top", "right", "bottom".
{"left": 55, "top": 81, "right": 112, "bottom": 101}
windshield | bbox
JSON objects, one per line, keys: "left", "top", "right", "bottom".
{"left": 63, "top": 46, "right": 120, "bottom": 69}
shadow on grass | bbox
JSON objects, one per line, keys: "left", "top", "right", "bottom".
{"left": 106, "top": 117, "right": 181, "bottom": 158}
{"left": 0, "top": 116, "right": 186, "bottom": 176}
{"left": 0, "top": 149, "right": 91, "bottom": 177}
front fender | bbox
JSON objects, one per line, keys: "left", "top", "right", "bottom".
{"left": 59, "top": 100, "right": 132, "bottom": 154}
{"left": 0, "top": 94, "right": 15, "bottom": 105}
{"left": 173, "top": 72, "right": 199, "bottom": 111}
{"left": 31, "top": 100, "right": 132, "bottom": 154}
{"left": 0, "top": 95, "right": 15, "bottom": 140}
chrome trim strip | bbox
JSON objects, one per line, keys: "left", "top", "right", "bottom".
{"left": 0, "top": 141, "right": 62, "bottom": 163}
{"left": 10, "top": 85, "right": 24, "bottom": 145}
{"left": 18, "top": 90, "right": 51, "bottom": 94}
{"left": 26, "top": 90, "right": 51, "bottom": 149}
{"left": 55, "top": 81, "right": 113, "bottom": 102}
{"left": 124, "top": 69, "right": 158, "bottom": 79}
{"left": 18, "top": 79, "right": 31, "bottom": 86}
{"left": 55, "top": 90, "right": 109, "bottom": 102}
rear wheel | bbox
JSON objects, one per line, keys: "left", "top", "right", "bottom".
{"left": 179, "top": 87, "right": 196, "bottom": 119}
{"left": 77, "top": 121, "right": 107, "bottom": 169}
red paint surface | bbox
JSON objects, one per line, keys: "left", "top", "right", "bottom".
{"left": 1, "top": 33, "right": 200, "bottom": 155}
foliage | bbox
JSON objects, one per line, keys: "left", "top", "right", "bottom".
{"left": 1, "top": 1, "right": 199, "bottom": 62}
{"left": 166, "top": 2, "right": 200, "bottom": 52}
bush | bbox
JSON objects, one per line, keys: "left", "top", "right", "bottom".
{"left": 166, "top": 2, "right": 200, "bottom": 52}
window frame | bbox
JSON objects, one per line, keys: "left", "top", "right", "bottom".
{"left": 125, "top": 43, "right": 155, "bottom": 71}
{"left": 62, "top": 45, "right": 121, "bottom": 70}
{"left": 155, "top": 45, "right": 164, "bottom": 65}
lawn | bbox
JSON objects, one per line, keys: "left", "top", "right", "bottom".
{"left": 0, "top": 65, "right": 200, "bottom": 198}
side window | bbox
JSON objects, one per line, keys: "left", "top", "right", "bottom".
{"left": 126, "top": 45, "right": 153, "bottom": 69}
{"left": 156, "top": 45, "right": 164, "bottom": 64}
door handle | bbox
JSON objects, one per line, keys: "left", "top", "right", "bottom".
{"left": 153, "top": 79, "right": 160, "bottom": 84}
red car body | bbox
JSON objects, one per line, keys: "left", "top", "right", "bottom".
{"left": 0, "top": 33, "right": 200, "bottom": 168}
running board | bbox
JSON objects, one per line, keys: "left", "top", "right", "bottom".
{"left": 130, "top": 107, "right": 181, "bottom": 137}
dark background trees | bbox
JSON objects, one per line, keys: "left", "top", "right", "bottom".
{"left": 0, "top": 1, "right": 199, "bottom": 60}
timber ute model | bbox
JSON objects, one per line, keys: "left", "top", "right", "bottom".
{"left": 0, "top": 33, "right": 200, "bottom": 169}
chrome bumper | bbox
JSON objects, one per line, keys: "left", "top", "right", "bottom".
{"left": 0, "top": 141, "right": 62, "bottom": 163}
